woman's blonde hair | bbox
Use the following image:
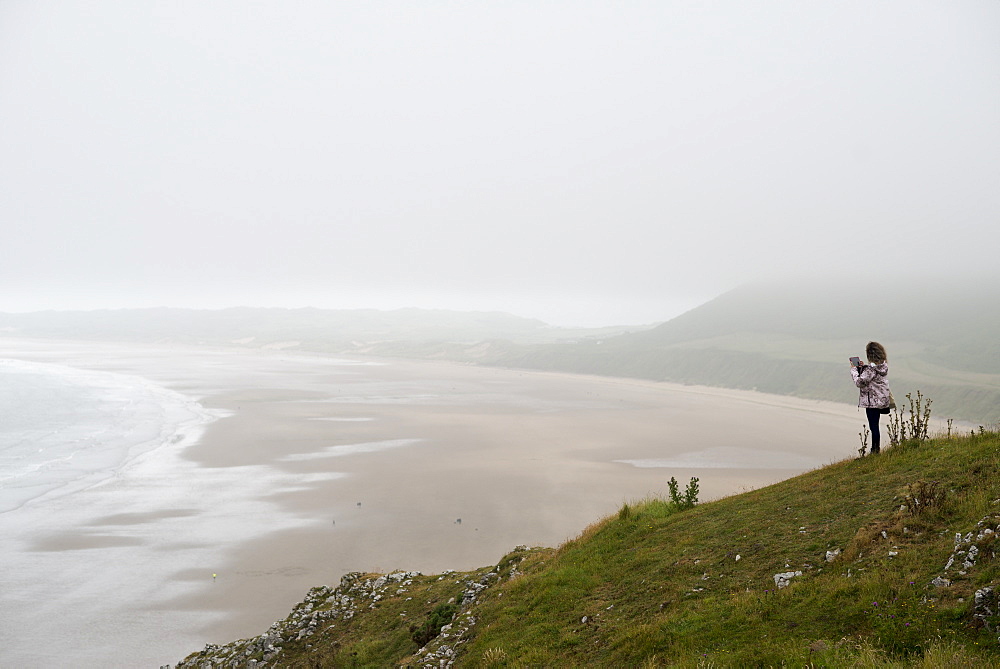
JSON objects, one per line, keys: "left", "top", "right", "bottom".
{"left": 866, "top": 341, "right": 887, "bottom": 364}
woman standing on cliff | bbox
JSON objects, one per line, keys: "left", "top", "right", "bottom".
{"left": 851, "top": 341, "right": 892, "bottom": 454}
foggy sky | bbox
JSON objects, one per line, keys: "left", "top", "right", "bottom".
{"left": 1, "top": 1, "right": 998, "bottom": 326}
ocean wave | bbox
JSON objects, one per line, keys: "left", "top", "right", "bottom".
{"left": 0, "top": 358, "right": 222, "bottom": 513}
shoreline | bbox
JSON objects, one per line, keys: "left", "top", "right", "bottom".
{"left": 0, "top": 356, "right": 224, "bottom": 514}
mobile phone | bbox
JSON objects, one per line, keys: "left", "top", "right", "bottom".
{"left": 849, "top": 356, "right": 862, "bottom": 367}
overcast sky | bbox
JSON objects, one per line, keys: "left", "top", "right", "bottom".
{"left": 1, "top": 1, "right": 997, "bottom": 326}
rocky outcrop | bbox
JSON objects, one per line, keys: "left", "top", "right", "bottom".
{"left": 407, "top": 569, "right": 500, "bottom": 667}
{"left": 174, "top": 571, "right": 417, "bottom": 668}
{"left": 773, "top": 570, "right": 803, "bottom": 589}
{"left": 406, "top": 546, "right": 531, "bottom": 667}
{"left": 172, "top": 547, "right": 533, "bottom": 669}
{"left": 973, "top": 586, "right": 998, "bottom": 633}
{"left": 942, "top": 516, "right": 997, "bottom": 576}
{"left": 927, "top": 514, "right": 999, "bottom": 633}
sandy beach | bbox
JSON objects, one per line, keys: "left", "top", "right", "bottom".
{"left": 0, "top": 340, "right": 867, "bottom": 667}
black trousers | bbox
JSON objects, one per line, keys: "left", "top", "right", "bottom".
{"left": 866, "top": 407, "right": 882, "bottom": 453}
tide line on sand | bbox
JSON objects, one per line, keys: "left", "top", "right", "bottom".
{"left": 616, "top": 446, "right": 825, "bottom": 471}
{"left": 278, "top": 438, "right": 424, "bottom": 461}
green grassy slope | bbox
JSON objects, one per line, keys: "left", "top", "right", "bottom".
{"left": 177, "top": 429, "right": 1000, "bottom": 668}
{"left": 478, "top": 280, "right": 1000, "bottom": 423}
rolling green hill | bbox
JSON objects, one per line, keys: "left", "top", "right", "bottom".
{"left": 176, "top": 428, "right": 1000, "bottom": 667}
{"left": 471, "top": 279, "right": 1000, "bottom": 423}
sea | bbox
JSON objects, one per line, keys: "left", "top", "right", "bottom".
{"left": 0, "top": 357, "right": 216, "bottom": 514}
{"left": 0, "top": 346, "right": 237, "bottom": 668}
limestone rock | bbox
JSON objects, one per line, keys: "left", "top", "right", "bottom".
{"left": 773, "top": 571, "right": 803, "bottom": 589}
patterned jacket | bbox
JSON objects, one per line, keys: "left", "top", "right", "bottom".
{"left": 851, "top": 362, "right": 891, "bottom": 409}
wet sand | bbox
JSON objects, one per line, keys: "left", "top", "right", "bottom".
{"left": 0, "top": 341, "right": 866, "bottom": 667}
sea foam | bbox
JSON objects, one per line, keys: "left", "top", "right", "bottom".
{"left": 0, "top": 358, "right": 220, "bottom": 513}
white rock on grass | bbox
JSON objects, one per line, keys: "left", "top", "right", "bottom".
{"left": 773, "top": 571, "right": 803, "bottom": 589}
